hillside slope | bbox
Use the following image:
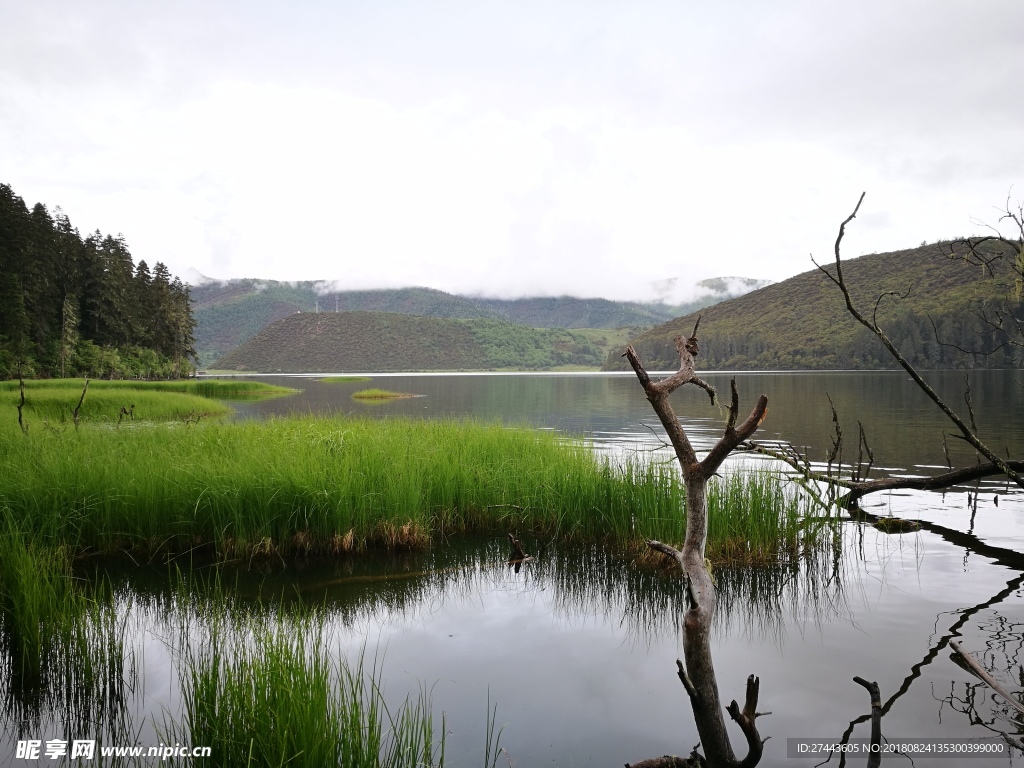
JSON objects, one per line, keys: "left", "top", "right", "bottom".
{"left": 211, "top": 312, "right": 605, "bottom": 372}
{"left": 604, "top": 241, "right": 1024, "bottom": 371}
{"left": 190, "top": 277, "right": 770, "bottom": 367}
{"left": 190, "top": 283, "right": 499, "bottom": 366}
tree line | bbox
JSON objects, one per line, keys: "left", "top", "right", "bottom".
{"left": 686, "top": 302, "right": 1024, "bottom": 370}
{"left": 0, "top": 183, "right": 196, "bottom": 379}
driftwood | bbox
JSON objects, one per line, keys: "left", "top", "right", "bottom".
{"left": 625, "top": 324, "right": 768, "bottom": 768}
{"left": 507, "top": 532, "right": 529, "bottom": 561}
{"left": 71, "top": 378, "right": 89, "bottom": 429}
{"left": 626, "top": 756, "right": 699, "bottom": 768}
{"left": 949, "top": 639, "right": 1024, "bottom": 716}
{"left": 16, "top": 362, "right": 28, "bottom": 435}
{"left": 754, "top": 443, "right": 1024, "bottom": 509}
{"left": 804, "top": 193, "right": 1024, "bottom": 496}
{"left": 852, "top": 677, "right": 882, "bottom": 768}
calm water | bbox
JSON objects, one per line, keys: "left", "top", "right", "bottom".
{"left": 4, "top": 371, "right": 1023, "bottom": 766}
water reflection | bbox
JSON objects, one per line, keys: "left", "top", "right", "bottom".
{"left": 1, "top": 539, "right": 850, "bottom": 765}
{"left": 0, "top": 591, "right": 138, "bottom": 757}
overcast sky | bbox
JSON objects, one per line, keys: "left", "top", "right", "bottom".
{"left": 2, "top": 1, "right": 1022, "bottom": 302}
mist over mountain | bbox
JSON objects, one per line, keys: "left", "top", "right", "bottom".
{"left": 189, "top": 275, "right": 770, "bottom": 368}
{"left": 603, "top": 241, "right": 1024, "bottom": 371}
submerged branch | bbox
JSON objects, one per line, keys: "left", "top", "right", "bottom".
{"left": 852, "top": 677, "right": 882, "bottom": 768}
{"left": 949, "top": 639, "right": 1024, "bottom": 716}
{"left": 753, "top": 443, "right": 1024, "bottom": 508}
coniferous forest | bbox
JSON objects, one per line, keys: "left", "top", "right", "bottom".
{"left": 0, "top": 183, "right": 196, "bottom": 379}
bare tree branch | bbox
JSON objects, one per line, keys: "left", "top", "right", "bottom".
{"left": 627, "top": 333, "right": 767, "bottom": 768}
{"left": 814, "top": 193, "right": 1024, "bottom": 490}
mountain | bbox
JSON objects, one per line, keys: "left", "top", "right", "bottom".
{"left": 211, "top": 312, "right": 607, "bottom": 372}
{"left": 603, "top": 241, "right": 1024, "bottom": 371}
{"left": 189, "top": 277, "right": 770, "bottom": 367}
{"left": 469, "top": 277, "right": 772, "bottom": 329}
{"left": 189, "top": 282, "right": 500, "bottom": 366}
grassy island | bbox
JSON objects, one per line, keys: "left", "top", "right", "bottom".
{"left": 351, "top": 388, "right": 417, "bottom": 400}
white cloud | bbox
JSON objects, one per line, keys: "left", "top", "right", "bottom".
{"left": 2, "top": 0, "right": 1022, "bottom": 300}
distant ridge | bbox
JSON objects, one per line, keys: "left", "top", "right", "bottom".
{"left": 603, "top": 241, "right": 1024, "bottom": 371}
{"left": 189, "top": 278, "right": 769, "bottom": 367}
{"left": 211, "top": 312, "right": 607, "bottom": 372}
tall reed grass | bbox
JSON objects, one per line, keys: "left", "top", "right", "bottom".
{"left": 0, "top": 513, "right": 133, "bottom": 739}
{"left": 0, "top": 412, "right": 837, "bottom": 564}
{"left": 176, "top": 617, "right": 446, "bottom": 767}
{"left": 165, "top": 576, "right": 502, "bottom": 768}
{"left": 0, "top": 379, "right": 293, "bottom": 429}
{"left": 0, "top": 415, "right": 688, "bottom": 558}
{"left": 0, "top": 379, "right": 293, "bottom": 397}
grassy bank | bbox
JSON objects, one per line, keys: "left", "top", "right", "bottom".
{"left": 0, "top": 379, "right": 294, "bottom": 427}
{"left": 0, "top": 409, "right": 829, "bottom": 564}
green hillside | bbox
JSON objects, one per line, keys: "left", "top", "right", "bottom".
{"left": 604, "top": 241, "right": 1024, "bottom": 371}
{"left": 190, "top": 282, "right": 498, "bottom": 367}
{"left": 211, "top": 312, "right": 606, "bottom": 372}
{"left": 190, "top": 278, "right": 769, "bottom": 367}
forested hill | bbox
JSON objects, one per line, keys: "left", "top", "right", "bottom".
{"left": 190, "top": 283, "right": 496, "bottom": 368}
{"left": 190, "top": 277, "right": 771, "bottom": 367}
{"left": 211, "top": 312, "right": 606, "bottom": 372}
{"left": 0, "top": 183, "right": 195, "bottom": 379}
{"left": 603, "top": 241, "right": 1024, "bottom": 371}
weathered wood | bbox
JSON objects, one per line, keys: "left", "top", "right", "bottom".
{"left": 814, "top": 192, "right": 1024, "bottom": 490}
{"left": 950, "top": 639, "right": 1024, "bottom": 716}
{"left": 754, "top": 444, "right": 1024, "bottom": 508}
{"left": 507, "top": 532, "right": 529, "bottom": 561}
{"left": 626, "top": 757, "right": 697, "bottom": 768}
{"left": 852, "top": 677, "right": 881, "bottom": 768}
{"left": 626, "top": 334, "right": 767, "bottom": 768}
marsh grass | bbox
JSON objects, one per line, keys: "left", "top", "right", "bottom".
{"left": 628, "top": 469, "right": 836, "bottom": 566}
{"left": 170, "top": 582, "right": 452, "bottom": 768}
{"left": 321, "top": 376, "right": 373, "bottom": 384}
{"left": 351, "top": 388, "right": 417, "bottom": 400}
{"left": 0, "top": 514, "right": 134, "bottom": 738}
{"left": 0, "top": 378, "right": 293, "bottom": 396}
{"left": 1, "top": 378, "right": 294, "bottom": 431}
{"left": 706, "top": 470, "right": 828, "bottom": 565}
{"left": 0, "top": 414, "right": 836, "bottom": 565}
{"left": 0, "top": 416, "right": 686, "bottom": 558}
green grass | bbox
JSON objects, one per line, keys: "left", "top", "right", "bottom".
{"left": 321, "top": 376, "right": 373, "bottom": 384}
{"left": 706, "top": 470, "right": 829, "bottom": 565}
{"left": 351, "top": 388, "right": 416, "bottom": 400}
{"left": 176, "top": 611, "right": 446, "bottom": 767}
{"left": 0, "top": 378, "right": 296, "bottom": 430}
{"left": 0, "top": 416, "right": 682, "bottom": 557}
{"left": 0, "top": 515, "right": 132, "bottom": 736}
{"left": 0, "top": 378, "right": 294, "bottom": 397}
{"left": 0, "top": 409, "right": 836, "bottom": 565}
{"left": 163, "top": 574, "right": 506, "bottom": 768}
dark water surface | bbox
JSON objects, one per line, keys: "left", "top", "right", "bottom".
{"left": 227, "top": 371, "right": 1024, "bottom": 764}
{"left": 4, "top": 371, "right": 1023, "bottom": 766}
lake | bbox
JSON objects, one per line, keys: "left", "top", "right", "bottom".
{"left": 4, "top": 370, "right": 1023, "bottom": 766}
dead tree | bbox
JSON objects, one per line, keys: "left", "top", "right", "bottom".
{"left": 625, "top": 325, "right": 768, "bottom": 768}
{"left": 760, "top": 193, "right": 1024, "bottom": 507}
